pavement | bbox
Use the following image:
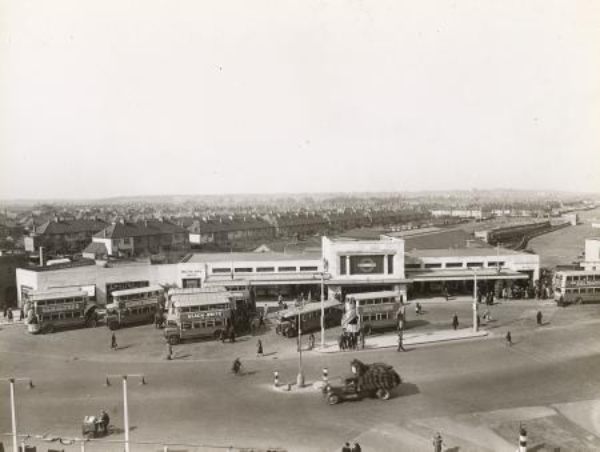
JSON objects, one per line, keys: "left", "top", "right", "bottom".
{"left": 315, "top": 328, "right": 488, "bottom": 354}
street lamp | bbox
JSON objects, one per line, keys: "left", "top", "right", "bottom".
{"left": 296, "top": 303, "right": 304, "bottom": 387}
{"left": 472, "top": 268, "right": 479, "bottom": 333}
{"left": 105, "top": 374, "right": 146, "bottom": 452}
{"left": 1, "top": 377, "right": 34, "bottom": 452}
{"left": 320, "top": 258, "right": 329, "bottom": 350}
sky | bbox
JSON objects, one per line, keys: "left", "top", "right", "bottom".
{"left": 1, "top": 0, "right": 599, "bottom": 199}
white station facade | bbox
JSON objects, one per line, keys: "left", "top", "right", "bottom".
{"left": 16, "top": 234, "right": 539, "bottom": 307}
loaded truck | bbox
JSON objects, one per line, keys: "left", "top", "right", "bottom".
{"left": 322, "top": 359, "right": 402, "bottom": 405}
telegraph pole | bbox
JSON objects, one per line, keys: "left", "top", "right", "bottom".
{"left": 1, "top": 377, "right": 34, "bottom": 452}
{"left": 105, "top": 374, "right": 146, "bottom": 452}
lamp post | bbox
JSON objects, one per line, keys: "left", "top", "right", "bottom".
{"left": 320, "top": 258, "right": 329, "bottom": 349}
{"left": 1, "top": 377, "right": 34, "bottom": 452}
{"left": 105, "top": 374, "right": 146, "bottom": 452}
{"left": 472, "top": 269, "right": 479, "bottom": 333}
{"left": 296, "top": 303, "right": 304, "bottom": 387}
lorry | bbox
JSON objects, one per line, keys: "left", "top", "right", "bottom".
{"left": 322, "top": 359, "right": 402, "bottom": 405}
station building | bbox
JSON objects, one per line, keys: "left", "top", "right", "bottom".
{"left": 15, "top": 232, "right": 540, "bottom": 307}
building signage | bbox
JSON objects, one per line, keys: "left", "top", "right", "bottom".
{"left": 349, "top": 255, "right": 384, "bottom": 275}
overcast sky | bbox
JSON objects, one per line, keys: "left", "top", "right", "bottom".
{"left": 1, "top": 0, "right": 599, "bottom": 199}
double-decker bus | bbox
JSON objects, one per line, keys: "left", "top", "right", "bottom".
{"left": 106, "top": 285, "right": 164, "bottom": 330}
{"left": 344, "top": 291, "right": 403, "bottom": 335}
{"left": 25, "top": 288, "right": 98, "bottom": 334}
{"left": 164, "top": 289, "right": 234, "bottom": 344}
{"left": 553, "top": 270, "right": 600, "bottom": 305}
{"left": 275, "top": 300, "right": 343, "bottom": 338}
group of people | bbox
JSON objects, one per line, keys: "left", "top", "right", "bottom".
{"left": 220, "top": 326, "right": 237, "bottom": 343}
{"left": 338, "top": 331, "right": 363, "bottom": 351}
{"left": 341, "top": 441, "right": 361, "bottom": 452}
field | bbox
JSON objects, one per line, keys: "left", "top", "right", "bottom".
{"left": 528, "top": 207, "right": 600, "bottom": 268}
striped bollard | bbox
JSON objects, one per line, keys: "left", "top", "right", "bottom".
{"left": 518, "top": 425, "right": 527, "bottom": 452}
{"left": 322, "top": 367, "right": 328, "bottom": 383}
{"left": 273, "top": 371, "right": 279, "bottom": 387}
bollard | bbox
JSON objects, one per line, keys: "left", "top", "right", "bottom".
{"left": 519, "top": 425, "right": 527, "bottom": 452}
{"left": 273, "top": 371, "right": 279, "bottom": 387}
{"left": 322, "top": 367, "right": 328, "bottom": 383}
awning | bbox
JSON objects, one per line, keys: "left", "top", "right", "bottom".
{"left": 407, "top": 269, "right": 529, "bottom": 282}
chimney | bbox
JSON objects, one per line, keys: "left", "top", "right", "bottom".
{"left": 39, "top": 246, "right": 44, "bottom": 266}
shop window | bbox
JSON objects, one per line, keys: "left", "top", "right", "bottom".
{"left": 212, "top": 268, "right": 232, "bottom": 274}
{"left": 278, "top": 266, "right": 296, "bottom": 272}
{"left": 425, "top": 263, "right": 442, "bottom": 269}
{"left": 445, "top": 262, "right": 463, "bottom": 268}
{"left": 340, "top": 256, "right": 347, "bottom": 274}
{"left": 387, "top": 255, "right": 394, "bottom": 274}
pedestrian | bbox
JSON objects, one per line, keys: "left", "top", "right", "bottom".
{"left": 536, "top": 310, "right": 543, "bottom": 326}
{"left": 397, "top": 329, "right": 406, "bottom": 352}
{"left": 278, "top": 294, "right": 283, "bottom": 308}
{"left": 351, "top": 441, "right": 362, "bottom": 452}
{"left": 111, "top": 332, "right": 118, "bottom": 351}
{"left": 220, "top": 328, "right": 226, "bottom": 343}
{"left": 99, "top": 410, "right": 110, "bottom": 435}
{"left": 258, "top": 313, "right": 265, "bottom": 329}
{"left": 432, "top": 432, "right": 443, "bottom": 452}
{"left": 229, "top": 329, "right": 236, "bottom": 343}
{"left": 506, "top": 330, "right": 512, "bottom": 346}
{"left": 342, "top": 442, "right": 352, "bottom": 452}
{"left": 20, "top": 307, "right": 25, "bottom": 321}
{"left": 476, "top": 314, "right": 480, "bottom": 329}
{"left": 166, "top": 342, "right": 173, "bottom": 360}
{"left": 256, "top": 339, "right": 264, "bottom": 357}
{"left": 338, "top": 334, "right": 344, "bottom": 351}
{"left": 452, "top": 313, "right": 459, "bottom": 330}
{"left": 444, "top": 287, "right": 449, "bottom": 301}
{"left": 477, "top": 291, "right": 483, "bottom": 304}
{"left": 308, "top": 333, "right": 315, "bottom": 350}
{"left": 7, "top": 308, "right": 13, "bottom": 321}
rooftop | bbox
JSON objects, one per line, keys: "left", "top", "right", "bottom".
{"left": 184, "top": 251, "right": 321, "bottom": 264}
{"left": 407, "top": 247, "right": 520, "bottom": 258}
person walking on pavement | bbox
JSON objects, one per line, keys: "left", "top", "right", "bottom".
{"left": 111, "top": 332, "right": 118, "bottom": 351}
{"left": 452, "top": 313, "right": 459, "bottom": 330}
{"left": 350, "top": 442, "right": 361, "bottom": 452}
{"left": 397, "top": 329, "right": 406, "bottom": 352}
{"left": 308, "top": 333, "right": 315, "bottom": 350}
{"left": 432, "top": 432, "right": 443, "bottom": 452}
{"left": 166, "top": 342, "right": 173, "bottom": 360}
{"left": 341, "top": 442, "right": 352, "bottom": 452}
{"left": 536, "top": 310, "right": 543, "bottom": 326}
{"left": 506, "top": 330, "right": 513, "bottom": 346}
{"left": 256, "top": 339, "right": 264, "bottom": 357}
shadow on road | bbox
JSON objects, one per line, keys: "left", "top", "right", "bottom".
{"left": 396, "top": 382, "right": 419, "bottom": 398}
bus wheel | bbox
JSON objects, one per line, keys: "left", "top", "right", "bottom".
{"left": 108, "top": 321, "right": 119, "bottom": 331}
{"left": 365, "top": 326, "right": 372, "bottom": 336}
{"left": 576, "top": 297, "right": 583, "bottom": 305}
{"left": 213, "top": 329, "right": 222, "bottom": 339}
{"left": 45, "top": 324, "right": 55, "bottom": 334}
{"left": 86, "top": 318, "right": 98, "bottom": 328}
{"left": 327, "top": 394, "right": 340, "bottom": 405}
{"left": 168, "top": 335, "right": 180, "bottom": 345}
{"left": 376, "top": 389, "right": 391, "bottom": 400}
{"left": 286, "top": 328, "right": 296, "bottom": 338}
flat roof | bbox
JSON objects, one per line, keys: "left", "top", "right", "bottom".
{"left": 346, "top": 290, "right": 401, "bottom": 300}
{"left": 111, "top": 285, "right": 164, "bottom": 297}
{"left": 185, "top": 251, "right": 321, "bottom": 264}
{"left": 279, "top": 300, "right": 342, "bottom": 317}
{"left": 407, "top": 248, "right": 520, "bottom": 258}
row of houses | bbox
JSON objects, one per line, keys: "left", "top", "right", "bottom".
{"left": 22, "top": 209, "right": 431, "bottom": 259}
